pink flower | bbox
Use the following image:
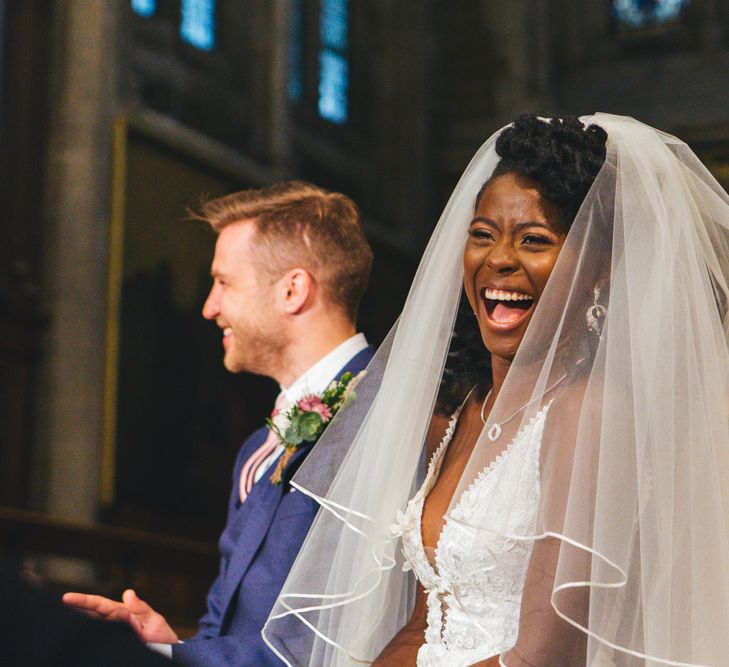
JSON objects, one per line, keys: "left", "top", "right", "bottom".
{"left": 270, "top": 407, "right": 281, "bottom": 418}
{"left": 297, "top": 394, "right": 333, "bottom": 421}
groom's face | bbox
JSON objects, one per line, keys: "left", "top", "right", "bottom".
{"left": 202, "top": 219, "right": 289, "bottom": 375}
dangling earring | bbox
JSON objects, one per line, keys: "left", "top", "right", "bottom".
{"left": 586, "top": 286, "right": 607, "bottom": 335}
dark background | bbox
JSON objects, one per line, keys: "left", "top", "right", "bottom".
{"left": 2, "top": 0, "right": 729, "bottom": 629}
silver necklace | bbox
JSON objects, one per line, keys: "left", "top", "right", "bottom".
{"left": 479, "top": 372, "right": 568, "bottom": 442}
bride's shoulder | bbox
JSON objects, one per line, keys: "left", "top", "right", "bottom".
{"left": 544, "top": 364, "right": 623, "bottom": 454}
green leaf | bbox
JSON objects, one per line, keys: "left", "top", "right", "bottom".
{"left": 299, "top": 412, "right": 323, "bottom": 440}
{"left": 321, "top": 387, "right": 337, "bottom": 402}
{"left": 285, "top": 425, "right": 304, "bottom": 445}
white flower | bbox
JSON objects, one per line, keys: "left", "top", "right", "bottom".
{"left": 270, "top": 409, "right": 289, "bottom": 433}
{"left": 390, "top": 508, "right": 419, "bottom": 539}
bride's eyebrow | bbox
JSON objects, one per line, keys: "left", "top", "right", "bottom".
{"left": 470, "top": 216, "right": 496, "bottom": 226}
{"left": 469, "top": 217, "right": 552, "bottom": 231}
{"left": 513, "top": 221, "right": 557, "bottom": 233}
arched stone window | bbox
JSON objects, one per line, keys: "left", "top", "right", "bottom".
{"left": 131, "top": 0, "right": 156, "bottom": 19}
{"left": 289, "top": 0, "right": 351, "bottom": 126}
{"left": 132, "top": 0, "right": 216, "bottom": 52}
{"left": 180, "top": 0, "right": 216, "bottom": 51}
{"left": 612, "top": 0, "right": 690, "bottom": 28}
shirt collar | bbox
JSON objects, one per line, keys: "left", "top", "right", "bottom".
{"left": 280, "top": 333, "right": 369, "bottom": 406}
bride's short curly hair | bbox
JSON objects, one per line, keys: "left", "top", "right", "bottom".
{"left": 478, "top": 115, "right": 608, "bottom": 226}
{"left": 436, "top": 294, "right": 492, "bottom": 415}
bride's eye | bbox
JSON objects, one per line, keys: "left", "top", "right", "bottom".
{"left": 468, "top": 228, "right": 494, "bottom": 242}
{"left": 521, "top": 233, "right": 551, "bottom": 246}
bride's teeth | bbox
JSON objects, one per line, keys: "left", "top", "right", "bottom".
{"left": 483, "top": 288, "right": 532, "bottom": 302}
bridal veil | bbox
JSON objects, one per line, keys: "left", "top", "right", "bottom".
{"left": 264, "top": 114, "right": 729, "bottom": 666}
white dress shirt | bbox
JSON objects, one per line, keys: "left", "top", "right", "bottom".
{"left": 253, "top": 332, "right": 369, "bottom": 483}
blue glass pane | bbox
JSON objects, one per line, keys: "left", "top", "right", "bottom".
{"left": 180, "top": 0, "right": 216, "bottom": 51}
{"left": 288, "top": 0, "right": 304, "bottom": 101}
{"left": 318, "top": 50, "right": 348, "bottom": 124}
{"left": 320, "top": 0, "right": 348, "bottom": 50}
{"left": 131, "top": 0, "right": 156, "bottom": 18}
{"left": 613, "top": 0, "right": 690, "bottom": 27}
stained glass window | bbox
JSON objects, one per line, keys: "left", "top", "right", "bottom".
{"left": 288, "top": 0, "right": 304, "bottom": 102}
{"left": 131, "top": 0, "right": 156, "bottom": 18}
{"left": 318, "top": 0, "right": 349, "bottom": 125}
{"left": 180, "top": 0, "right": 216, "bottom": 52}
{"left": 613, "top": 0, "right": 690, "bottom": 28}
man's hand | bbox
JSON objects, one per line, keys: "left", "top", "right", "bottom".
{"left": 62, "top": 589, "right": 180, "bottom": 644}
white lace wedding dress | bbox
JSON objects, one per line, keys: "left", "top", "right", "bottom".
{"left": 391, "top": 402, "right": 552, "bottom": 667}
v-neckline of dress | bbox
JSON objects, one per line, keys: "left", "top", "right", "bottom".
{"left": 417, "top": 402, "right": 552, "bottom": 579}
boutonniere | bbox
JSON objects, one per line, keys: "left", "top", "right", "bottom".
{"left": 268, "top": 370, "right": 366, "bottom": 485}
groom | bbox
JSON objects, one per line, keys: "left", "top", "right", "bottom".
{"left": 64, "top": 181, "right": 374, "bottom": 665}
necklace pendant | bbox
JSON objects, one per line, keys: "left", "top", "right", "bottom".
{"left": 487, "top": 423, "right": 502, "bottom": 441}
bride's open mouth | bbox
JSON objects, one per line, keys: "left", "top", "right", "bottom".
{"left": 481, "top": 287, "right": 535, "bottom": 330}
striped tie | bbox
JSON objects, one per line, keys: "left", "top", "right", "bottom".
{"left": 239, "top": 394, "right": 288, "bottom": 503}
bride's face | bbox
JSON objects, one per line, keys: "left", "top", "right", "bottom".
{"left": 464, "top": 172, "right": 567, "bottom": 363}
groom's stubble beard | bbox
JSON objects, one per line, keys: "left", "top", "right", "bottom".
{"left": 224, "top": 303, "right": 292, "bottom": 380}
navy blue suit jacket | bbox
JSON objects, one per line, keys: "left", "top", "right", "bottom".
{"left": 173, "top": 346, "right": 374, "bottom": 666}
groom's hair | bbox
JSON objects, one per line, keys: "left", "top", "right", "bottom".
{"left": 197, "top": 181, "right": 372, "bottom": 322}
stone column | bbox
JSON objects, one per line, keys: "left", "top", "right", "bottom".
{"left": 32, "top": 0, "right": 121, "bottom": 532}
{"left": 485, "top": 0, "right": 555, "bottom": 120}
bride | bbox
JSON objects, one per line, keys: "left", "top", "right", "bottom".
{"left": 264, "top": 114, "right": 729, "bottom": 666}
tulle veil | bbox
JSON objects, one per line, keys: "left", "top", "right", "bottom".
{"left": 263, "top": 114, "right": 729, "bottom": 666}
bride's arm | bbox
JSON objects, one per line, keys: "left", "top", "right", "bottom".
{"left": 468, "top": 542, "right": 583, "bottom": 667}
{"left": 497, "top": 536, "right": 587, "bottom": 666}
{"left": 372, "top": 582, "right": 428, "bottom": 666}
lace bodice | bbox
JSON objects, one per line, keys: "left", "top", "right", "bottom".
{"left": 392, "top": 403, "right": 551, "bottom": 667}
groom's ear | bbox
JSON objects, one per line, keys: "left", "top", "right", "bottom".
{"left": 280, "top": 268, "right": 314, "bottom": 315}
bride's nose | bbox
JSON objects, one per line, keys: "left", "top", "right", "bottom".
{"left": 485, "top": 239, "right": 518, "bottom": 274}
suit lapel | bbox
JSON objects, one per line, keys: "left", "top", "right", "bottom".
{"left": 217, "top": 345, "right": 374, "bottom": 622}
{"left": 219, "top": 468, "right": 284, "bottom": 615}
{"left": 280, "top": 346, "right": 374, "bottom": 485}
